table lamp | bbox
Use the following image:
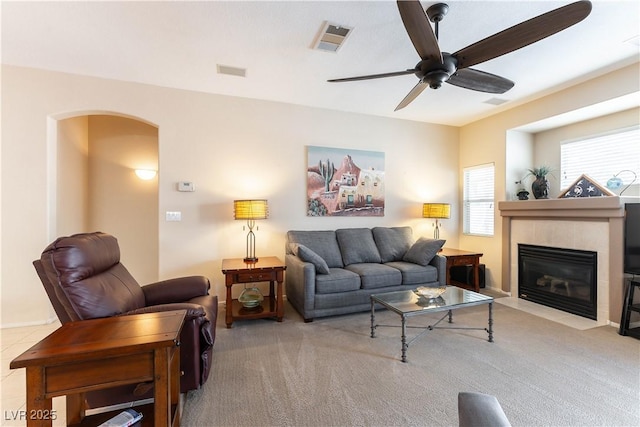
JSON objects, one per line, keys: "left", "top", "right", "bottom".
{"left": 423, "top": 203, "right": 450, "bottom": 239}
{"left": 234, "top": 199, "right": 269, "bottom": 263}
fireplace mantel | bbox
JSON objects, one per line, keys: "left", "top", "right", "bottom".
{"left": 499, "top": 197, "right": 623, "bottom": 219}
{"left": 498, "top": 196, "right": 625, "bottom": 323}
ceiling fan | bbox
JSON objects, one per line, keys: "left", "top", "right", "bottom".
{"left": 328, "top": 0, "right": 592, "bottom": 111}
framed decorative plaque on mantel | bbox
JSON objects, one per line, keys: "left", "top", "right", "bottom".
{"left": 558, "top": 174, "right": 615, "bottom": 198}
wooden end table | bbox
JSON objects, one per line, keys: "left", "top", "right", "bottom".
{"left": 222, "top": 256, "right": 286, "bottom": 328}
{"left": 440, "top": 248, "right": 484, "bottom": 292}
{"left": 10, "top": 310, "right": 185, "bottom": 427}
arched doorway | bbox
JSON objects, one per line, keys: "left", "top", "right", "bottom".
{"left": 51, "top": 113, "right": 159, "bottom": 283}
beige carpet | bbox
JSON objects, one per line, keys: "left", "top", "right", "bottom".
{"left": 182, "top": 301, "right": 640, "bottom": 427}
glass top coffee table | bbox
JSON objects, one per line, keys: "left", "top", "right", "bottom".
{"left": 370, "top": 286, "right": 494, "bottom": 362}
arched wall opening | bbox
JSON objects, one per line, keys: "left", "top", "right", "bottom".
{"left": 48, "top": 111, "right": 159, "bottom": 284}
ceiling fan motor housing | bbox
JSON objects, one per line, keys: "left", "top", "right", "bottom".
{"left": 416, "top": 53, "right": 457, "bottom": 89}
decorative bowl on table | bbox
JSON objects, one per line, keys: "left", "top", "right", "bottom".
{"left": 415, "top": 286, "right": 447, "bottom": 299}
{"left": 238, "top": 287, "right": 264, "bottom": 308}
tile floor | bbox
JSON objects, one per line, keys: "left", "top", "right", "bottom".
{"left": 1, "top": 321, "right": 66, "bottom": 426}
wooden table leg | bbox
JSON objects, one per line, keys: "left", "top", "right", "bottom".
{"left": 473, "top": 258, "right": 480, "bottom": 292}
{"left": 25, "top": 367, "right": 53, "bottom": 427}
{"left": 154, "top": 347, "right": 171, "bottom": 426}
{"left": 276, "top": 271, "right": 284, "bottom": 321}
{"left": 66, "top": 394, "right": 85, "bottom": 426}
{"left": 225, "top": 274, "right": 233, "bottom": 328}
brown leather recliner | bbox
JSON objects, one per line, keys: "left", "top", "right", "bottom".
{"left": 33, "top": 231, "right": 218, "bottom": 409}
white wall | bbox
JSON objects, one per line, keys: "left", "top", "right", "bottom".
{"left": 0, "top": 65, "right": 459, "bottom": 327}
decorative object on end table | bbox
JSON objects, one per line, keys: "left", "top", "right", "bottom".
{"left": 234, "top": 199, "right": 269, "bottom": 263}
{"left": 422, "top": 203, "right": 450, "bottom": 238}
{"left": 238, "top": 286, "right": 264, "bottom": 308}
{"left": 559, "top": 174, "right": 614, "bottom": 198}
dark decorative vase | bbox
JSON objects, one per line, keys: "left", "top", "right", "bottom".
{"left": 531, "top": 175, "right": 549, "bottom": 199}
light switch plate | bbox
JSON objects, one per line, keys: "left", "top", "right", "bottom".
{"left": 166, "top": 211, "right": 182, "bottom": 221}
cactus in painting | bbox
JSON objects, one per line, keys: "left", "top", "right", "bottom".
{"left": 318, "top": 159, "right": 335, "bottom": 192}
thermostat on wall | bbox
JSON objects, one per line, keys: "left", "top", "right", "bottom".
{"left": 177, "top": 181, "right": 195, "bottom": 192}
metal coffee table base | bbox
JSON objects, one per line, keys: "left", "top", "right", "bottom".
{"left": 370, "top": 298, "right": 493, "bottom": 363}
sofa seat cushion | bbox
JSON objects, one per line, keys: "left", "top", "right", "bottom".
{"left": 372, "top": 226, "right": 413, "bottom": 262}
{"left": 385, "top": 261, "right": 438, "bottom": 285}
{"left": 287, "top": 230, "right": 344, "bottom": 268}
{"left": 345, "top": 263, "right": 402, "bottom": 289}
{"left": 336, "top": 228, "right": 381, "bottom": 266}
{"left": 315, "top": 268, "right": 361, "bottom": 294}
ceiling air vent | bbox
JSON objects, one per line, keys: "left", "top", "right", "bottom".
{"left": 312, "top": 21, "right": 352, "bottom": 53}
{"left": 483, "top": 97, "right": 509, "bottom": 106}
{"left": 216, "top": 64, "right": 247, "bottom": 77}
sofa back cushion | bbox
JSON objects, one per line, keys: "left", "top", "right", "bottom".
{"left": 39, "top": 232, "right": 146, "bottom": 320}
{"left": 336, "top": 228, "right": 382, "bottom": 266}
{"left": 372, "top": 226, "right": 413, "bottom": 262}
{"left": 286, "top": 230, "right": 344, "bottom": 268}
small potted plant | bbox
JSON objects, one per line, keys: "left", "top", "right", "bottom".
{"left": 525, "top": 166, "right": 554, "bottom": 199}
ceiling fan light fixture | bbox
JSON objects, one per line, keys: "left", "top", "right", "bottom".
{"left": 313, "top": 21, "right": 353, "bottom": 53}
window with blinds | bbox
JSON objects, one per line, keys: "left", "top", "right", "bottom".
{"left": 463, "top": 163, "right": 495, "bottom": 236}
{"left": 560, "top": 127, "right": 640, "bottom": 189}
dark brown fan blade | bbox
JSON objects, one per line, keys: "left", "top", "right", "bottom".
{"left": 394, "top": 80, "right": 428, "bottom": 111}
{"left": 447, "top": 68, "right": 514, "bottom": 94}
{"left": 454, "top": 0, "right": 592, "bottom": 69}
{"left": 328, "top": 69, "right": 416, "bottom": 83}
{"left": 397, "top": 0, "right": 442, "bottom": 62}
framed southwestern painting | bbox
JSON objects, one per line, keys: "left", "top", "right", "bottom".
{"left": 307, "top": 146, "right": 385, "bottom": 216}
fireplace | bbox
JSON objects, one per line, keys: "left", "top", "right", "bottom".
{"left": 518, "top": 244, "right": 597, "bottom": 320}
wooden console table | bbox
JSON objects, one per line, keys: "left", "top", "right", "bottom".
{"left": 222, "top": 256, "right": 286, "bottom": 328}
{"left": 440, "top": 248, "right": 484, "bottom": 292}
{"left": 10, "top": 310, "right": 185, "bottom": 427}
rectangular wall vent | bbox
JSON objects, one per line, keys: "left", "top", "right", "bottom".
{"left": 312, "top": 21, "right": 353, "bottom": 53}
{"left": 483, "top": 97, "right": 509, "bottom": 106}
{"left": 216, "top": 64, "right": 247, "bottom": 77}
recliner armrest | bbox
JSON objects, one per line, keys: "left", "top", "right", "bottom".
{"left": 125, "top": 302, "right": 206, "bottom": 319}
{"left": 142, "top": 276, "right": 210, "bottom": 306}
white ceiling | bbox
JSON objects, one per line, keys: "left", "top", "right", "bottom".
{"left": 2, "top": 1, "right": 639, "bottom": 127}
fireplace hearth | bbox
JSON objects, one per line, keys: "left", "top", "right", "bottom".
{"left": 518, "top": 244, "right": 597, "bottom": 320}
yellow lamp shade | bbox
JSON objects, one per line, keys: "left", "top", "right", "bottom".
{"left": 234, "top": 199, "right": 269, "bottom": 220}
{"left": 422, "top": 203, "right": 450, "bottom": 219}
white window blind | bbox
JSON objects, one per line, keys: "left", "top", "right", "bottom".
{"left": 463, "top": 163, "right": 495, "bottom": 236}
{"left": 561, "top": 127, "right": 640, "bottom": 189}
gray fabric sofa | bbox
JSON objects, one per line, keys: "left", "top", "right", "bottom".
{"left": 285, "top": 226, "right": 446, "bottom": 321}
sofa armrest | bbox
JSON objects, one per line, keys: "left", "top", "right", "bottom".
{"left": 285, "top": 254, "right": 316, "bottom": 314}
{"left": 430, "top": 254, "right": 447, "bottom": 286}
{"left": 142, "top": 276, "right": 211, "bottom": 306}
{"left": 458, "top": 392, "right": 511, "bottom": 427}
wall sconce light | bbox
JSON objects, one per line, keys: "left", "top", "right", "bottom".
{"left": 234, "top": 199, "right": 269, "bottom": 263}
{"left": 135, "top": 169, "right": 157, "bottom": 180}
{"left": 422, "top": 203, "right": 450, "bottom": 239}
